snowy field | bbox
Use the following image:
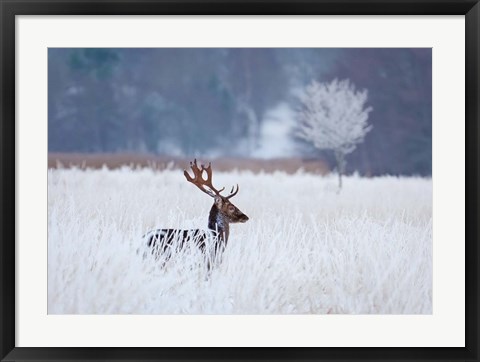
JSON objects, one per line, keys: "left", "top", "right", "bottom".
{"left": 48, "top": 167, "right": 432, "bottom": 314}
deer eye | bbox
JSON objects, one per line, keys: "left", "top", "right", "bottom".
{"left": 228, "top": 205, "right": 235, "bottom": 212}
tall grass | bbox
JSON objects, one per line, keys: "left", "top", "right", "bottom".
{"left": 48, "top": 167, "right": 432, "bottom": 314}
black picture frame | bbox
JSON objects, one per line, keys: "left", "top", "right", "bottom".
{"left": 1, "top": 1, "right": 478, "bottom": 361}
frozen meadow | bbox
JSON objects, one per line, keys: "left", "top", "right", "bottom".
{"left": 48, "top": 167, "right": 432, "bottom": 314}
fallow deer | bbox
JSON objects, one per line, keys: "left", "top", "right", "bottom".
{"left": 144, "top": 159, "right": 249, "bottom": 264}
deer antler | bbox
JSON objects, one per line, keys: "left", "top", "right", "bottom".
{"left": 226, "top": 184, "right": 239, "bottom": 199}
{"left": 184, "top": 159, "right": 225, "bottom": 197}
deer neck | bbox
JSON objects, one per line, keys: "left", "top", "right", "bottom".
{"left": 208, "top": 205, "right": 229, "bottom": 242}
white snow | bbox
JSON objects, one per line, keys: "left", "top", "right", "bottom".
{"left": 48, "top": 167, "right": 432, "bottom": 314}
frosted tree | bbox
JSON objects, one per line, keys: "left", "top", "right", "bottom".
{"left": 296, "top": 79, "right": 372, "bottom": 190}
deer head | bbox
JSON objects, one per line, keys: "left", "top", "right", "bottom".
{"left": 184, "top": 159, "right": 249, "bottom": 224}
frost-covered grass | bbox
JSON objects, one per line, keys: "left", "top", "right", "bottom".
{"left": 48, "top": 167, "right": 432, "bottom": 314}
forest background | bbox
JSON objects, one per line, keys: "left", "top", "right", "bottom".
{"left": 48, "top": 48, "right": 432, "bottom": 176}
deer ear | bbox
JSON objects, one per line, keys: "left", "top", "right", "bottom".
{"left": 214, "top": 196, "right": 223, "bottom": 207}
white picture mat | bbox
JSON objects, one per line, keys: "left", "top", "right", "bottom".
{"left": 16, "top": 16, "right": 465, "bottom": 347}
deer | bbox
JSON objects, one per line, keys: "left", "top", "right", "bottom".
{"left": 143, "top": 159, "right": 249, "bottom": 265}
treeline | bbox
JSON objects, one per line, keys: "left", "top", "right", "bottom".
{"left": 48, "top": 48, "right": 431, "bottom": 176}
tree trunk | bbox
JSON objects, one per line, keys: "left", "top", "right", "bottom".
{"left": 334, "top": 150, "right": 346, "bottom": 192}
